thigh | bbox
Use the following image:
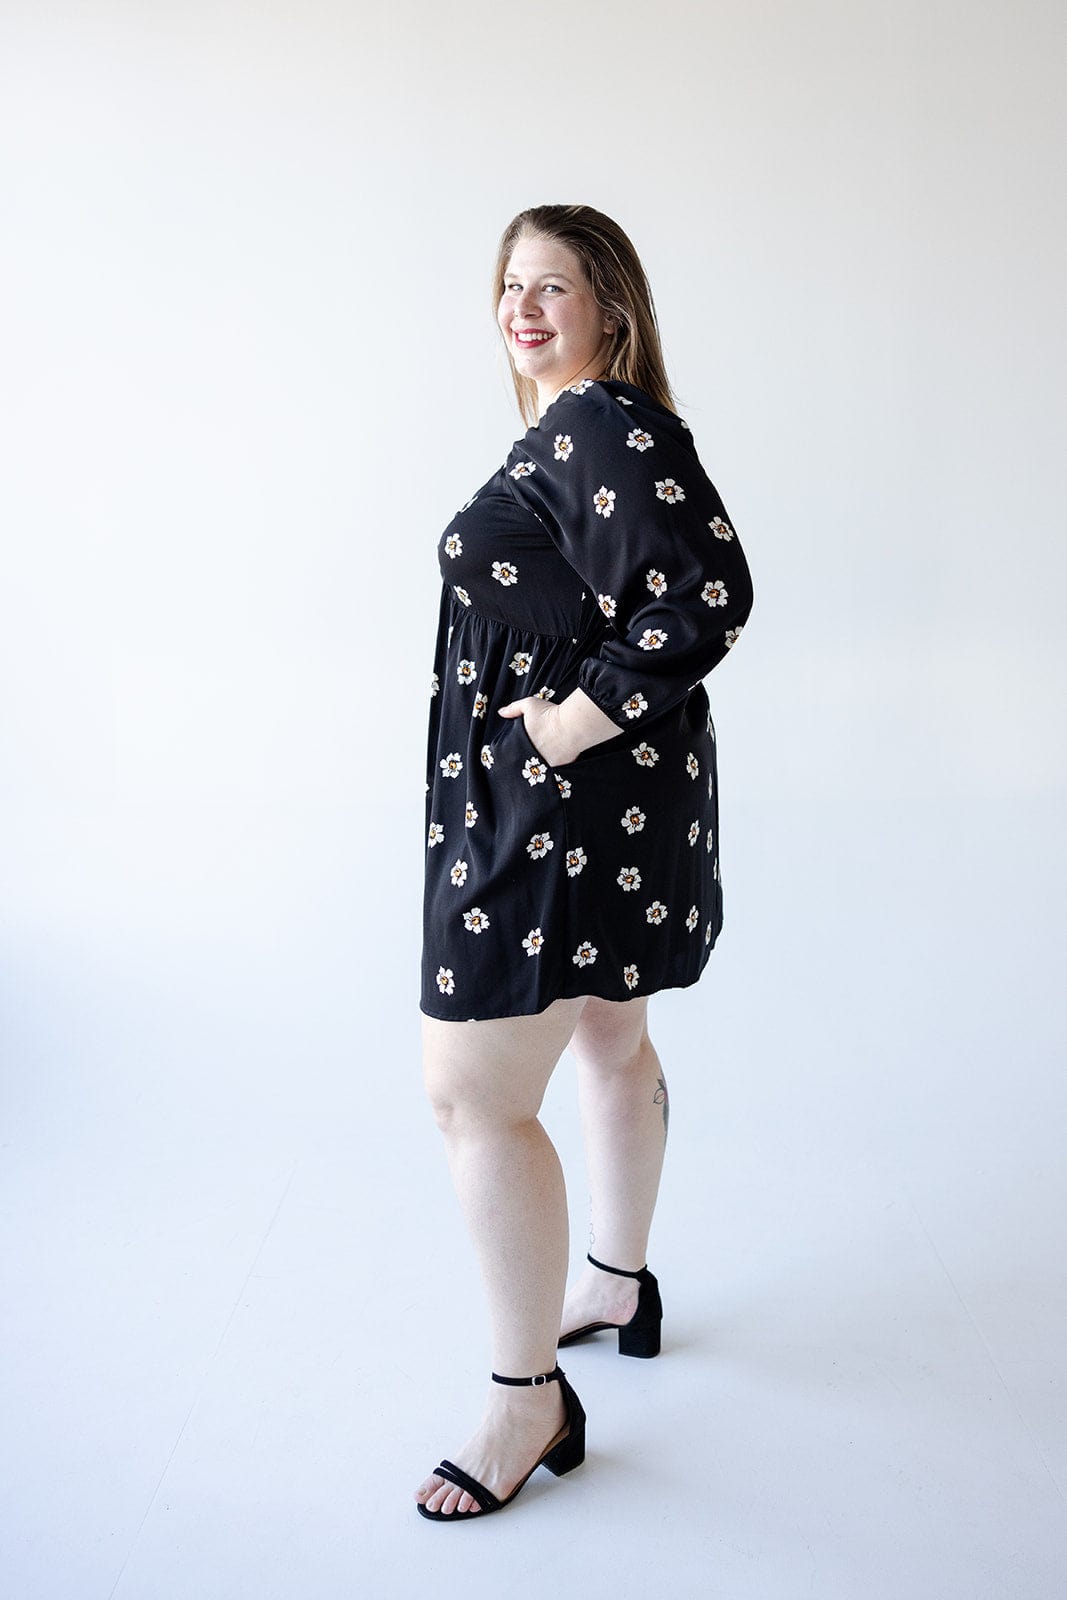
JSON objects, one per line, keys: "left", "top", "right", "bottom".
{"left": 568, "top": 993, "right": 651, "bottom": 1071}
{"left": 422, "top": 995, "right": 587, "bottom": 1121}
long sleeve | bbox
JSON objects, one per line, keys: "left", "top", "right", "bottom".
{"left": 504, "top": 379, "right": 753, "bottom": 729}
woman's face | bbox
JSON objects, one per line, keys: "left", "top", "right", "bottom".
{"left": 497, "top": 234, "right": 614, "bottom": 401}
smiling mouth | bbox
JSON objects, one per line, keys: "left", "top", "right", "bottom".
{"left": 513, "top": 331, "right": 556, "bottom": 347}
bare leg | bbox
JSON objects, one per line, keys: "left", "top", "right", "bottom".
{"left": 414, "top": 996, "right": 586, "bottom": 1517}
{"left": 561, "top": 995, "right": 669, "bottom": 1337}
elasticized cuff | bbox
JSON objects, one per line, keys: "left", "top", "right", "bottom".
{"left": 576, "top": 658, "right": 634, "bottom": 731}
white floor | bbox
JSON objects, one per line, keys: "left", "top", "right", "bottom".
{"left": 2, "top": 795, "right": 1064, "bottom": 1600}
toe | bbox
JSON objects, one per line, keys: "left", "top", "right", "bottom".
{"left": 415, "top": 1471, "right": 443, "bottom": 1503}
{"left": 423, "top": 1482, "right": 481, "bottom": 1515}
{"left": 425, "top": 1482, "right": 450, "bottom": 1514}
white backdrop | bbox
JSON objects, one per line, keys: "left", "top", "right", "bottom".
{"left": 2, "top": 3, "right": 1065, "bottom": 1597}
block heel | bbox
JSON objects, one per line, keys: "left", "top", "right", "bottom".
{"left": 542, "top": 1402, "right": 586, "bottom": 1475}
{"left": 617, "top": 1278, "right": 662, "bottom": 1357}
{"left": 558, "top": 1252, "right": 663, "bottom": 1359}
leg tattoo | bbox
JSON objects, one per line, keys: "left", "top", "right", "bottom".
{"left": 653, "top": 1074, "right": 669, "bottom": 1140}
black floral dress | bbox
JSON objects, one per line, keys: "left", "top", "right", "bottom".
{"left": 420, "top": 378, "right": 754, "bottom": 1022}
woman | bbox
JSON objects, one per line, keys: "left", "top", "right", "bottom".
{"left": 415, "top": 204, "right": 753, "bottom": 1521}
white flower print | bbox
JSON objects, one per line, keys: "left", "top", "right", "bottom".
{"left": 707, "top": 711, "right": 715, "bottom": 738}
{"left": 646, "top": 568, "right": 667, "bottom": 597}
{"left": 572, "top": 940, "right": 598, "bottom": 967}
{"left": 632, "top": 742, "right": 659, "bottom": 768}
{"left": 535, "top": 685, "right": 556, "bottom": 700}
{"left": 565, "top": 846, "right": 587, "bottom": 876}
{"left": 444, "top": 534, "right": 463, "bottom": 558}
{"left": 627, "top": 428, "right": 654, "bottom": 452}
{"left": 555, "top": 774, "right": 572, "bottom": 798}
{"left": 655, "top": 478, "right": 685, "bottom": 504}
{"left": 598, "top": 594, "right": 617, "bottom": 618}
{"left": 427, "top": 821, "right": 445, "bottom": 848}
{"left": 473, "top": 692, "right": 487, "bottom": 719}
{"left": 623, "top": 963, "right": 639, "bottom": 990}
{"left": 701, "top": 579, "right": 728, "bottom": 608}
{"left": 706, "top": 827, "right": 715, "bottom": 853}
{"left": 509, "top": 460, "right": 537, "bottom": 479}
{"left": 621, "top": 805, "right": 646, "bottom": 835}
{"left": 615, "top": 394, "right": 634, "bottom": 405}
{"left": 457, "top": 658, "right": 477, "bottom": 685}
{"left": 688, "top": 820, "right": 700, "bottom": 846}
{"left": 454, "top": 585, "right": 471, "bottom": 606}
{"left": 686, "top": 905, "right": 699, "bottom": 932}
{"left": 526, "top": 831, "right": 554, "bottom": 860}
{"left": 440, "top": 752, "right": 463, "bottom": 779}
{"left": 492, "top": 560, "right": 519, "bottom": 586}
{"left": 637, "top": 629, "right": 668, "bottom": 651}
{"left": 553, "top": 434, "right": 573, "bottom": 460}
{"left": 713, "top": 857, "right": 720, "bottom": 883}
{"left": 509, "top": 651, "right": 532, "bottom": 675}
{"left": 617, "top": 866, "right": 642, "bottom": 892}
{"left": 463, "top": 906, "right": 491, "bottom": 934}
{"left": 686, "top": 752, "right": 699, "bottom": 780}
{"left": 522, "top": 756, "right": 549, "bottom": 786}
{"left": 708, "top": 773, "right": 714, "bottom": 798}
{"left": 523, "top": 927, "right": 545, "bottom": 957}
{"left": 567, "top": 378, "right": 595, "bottom": 394}
{"left": 709, "top": 515, "right": 735, "bottom": 540}
{"left": 436, "top": 966, "right": 455, "bottom": 995}
{"left": 465, "top": 802, "right": 478, "bottom": 828}
{"left": 480, "top": 744, "right": 495, "bottom": 770}
{"left": 705, "top": 921, "right": 713, "bottom": 945}
{"left": 592, "top": 486, "right": 616, "bottom": 518}
{"left": 725, "top": 625, "right": 743, "bottom": 649}
{"left": 621, "top": 692, "right": 647, "bottom": 720}
{"left": 430, "top": 672, "right": 439, "bottom": 697}
{"left": 645, "top": 900, "right": 668, "bottom": 926}
{"left": 450, "top": 859, "right": 468, "bottom": 887}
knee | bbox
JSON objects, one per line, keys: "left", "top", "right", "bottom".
{"left": 422, "top": 1061, "right": 537, "bottom": 1137}
{"left": 422, "top": 1063, "right": 461, "bottom": 1133}
{"left": 573, "top": 1022, "right": 657, "bottom": 1079}
{"left": 424, "top": 1076, "right": 462, "bottom": 1135}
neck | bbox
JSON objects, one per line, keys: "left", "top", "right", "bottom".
{"left": 537, "top": 368, "right": 606, "bottom": 420}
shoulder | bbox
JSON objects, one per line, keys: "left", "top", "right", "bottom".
{"left": 517, "top": 380, "right": 690, "bottom": 462}
{"left": 539, "top": 377, "right": 675, "bottom": 432}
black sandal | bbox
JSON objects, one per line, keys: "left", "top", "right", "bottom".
{"left": 415, "top": 1364, "right": 586, "bottom": 1522}
{"left": 557, "top": 1252, "right": 663, "bottom": 1358}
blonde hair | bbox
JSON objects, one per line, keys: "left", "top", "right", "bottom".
{"left": 494, "top": 204, "right": 679, "bottom": 429}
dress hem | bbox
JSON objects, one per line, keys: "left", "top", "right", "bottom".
{"left": 418, "top": 937, "right": 721, "bottom": 1023}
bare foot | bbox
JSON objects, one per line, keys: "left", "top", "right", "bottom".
{"left": 559, "top": 1260, "right": 640, "bottom": 1341}
{"left": 414, "top": 1379, "right": 568, "bottom": 1516}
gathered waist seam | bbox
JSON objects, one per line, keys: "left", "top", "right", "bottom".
{"left": 446, "top": 587, "right": 589, "bottom": 644}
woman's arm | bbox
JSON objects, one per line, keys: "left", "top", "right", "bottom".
{"left": 505, "top": 382, "right": 753, "bottom": 738}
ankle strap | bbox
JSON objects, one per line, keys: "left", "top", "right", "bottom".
{"left": 587, "top": 1251, "right": 647, "bottom": 1279}
{"left": 491, "top": 1364, "right": 563, "bottom": 1387}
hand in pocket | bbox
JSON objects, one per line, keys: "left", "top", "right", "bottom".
{"left": 497, "top": 698, "right": 579, "bottom": 768}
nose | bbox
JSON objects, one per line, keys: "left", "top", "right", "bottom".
{"left": 516, "top": 285, "right": 543, "bottom": 316}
